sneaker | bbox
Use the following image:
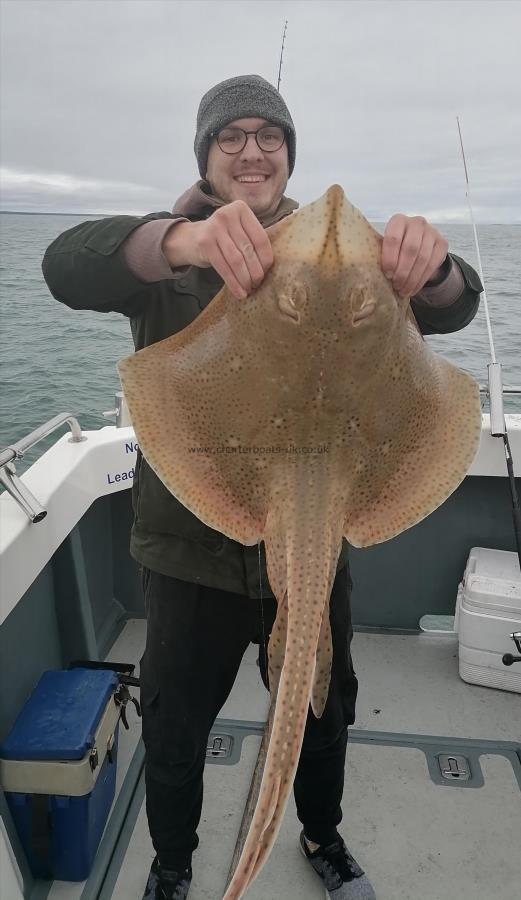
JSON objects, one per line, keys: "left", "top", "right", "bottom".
{"left": 299, "top": 830, "right": 376, "bottom": 899}
{"left": 142, "top": 856, "right": 192, "bottom": 900}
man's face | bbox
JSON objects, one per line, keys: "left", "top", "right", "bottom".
{"left": 205, "top": 117, "right": 289, "bottom": 217}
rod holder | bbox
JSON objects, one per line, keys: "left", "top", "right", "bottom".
{"left": 103, "top": 392, "right": 131, "bottom": 428}
{"left": 488, "top": 363, "right": 506, "bottom": 437}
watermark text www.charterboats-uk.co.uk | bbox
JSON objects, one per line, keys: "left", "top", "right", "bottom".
{"left": 188, "top": 444, "right": 330, "bottom": 455}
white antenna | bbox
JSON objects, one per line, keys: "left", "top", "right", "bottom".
{"left": 456, "top": 116, "right": 505, "bottom": 437}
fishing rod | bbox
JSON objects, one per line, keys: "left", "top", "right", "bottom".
{"left": 254, "top": 15, "right": 290, "bottom": 643}
{"left": 456, "top": 116, "right": 521, "bottom": 571}
{"left": 277, "top": 19, "right": 288, "bottom": 91}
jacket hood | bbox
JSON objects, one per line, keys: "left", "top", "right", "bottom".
{"left": 172, "top": 179, "right": 299, "bottom": 228}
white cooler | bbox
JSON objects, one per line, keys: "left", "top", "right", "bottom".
{"left": 455, "top": 547, "right": 521, "bottom": 693}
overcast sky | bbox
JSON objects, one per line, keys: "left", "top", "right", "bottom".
{"left": 1, "top": 0, "right": 519, "bottom": 223}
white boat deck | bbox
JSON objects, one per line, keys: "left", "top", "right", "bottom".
{"left": 44, "top": 621, "right": 520, "bottom": 900}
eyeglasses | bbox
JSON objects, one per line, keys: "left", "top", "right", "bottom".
{"left": 210, "top": 125, "right": 286, "bottom": 154}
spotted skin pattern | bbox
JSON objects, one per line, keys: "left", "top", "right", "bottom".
{"left": 118, "top": 185, "right": 481, "bottom": 898}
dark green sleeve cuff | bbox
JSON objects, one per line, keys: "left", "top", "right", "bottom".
{"left": 412, "top": 253, "right": 483, "bottom": 335}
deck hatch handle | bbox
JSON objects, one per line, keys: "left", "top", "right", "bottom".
{"left": 207, "top": 733, "right": 233, "bottom": 759}
{"left": 437, "top": 753, "right": 471, "bottom": 781}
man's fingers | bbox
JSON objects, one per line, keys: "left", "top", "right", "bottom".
{"left": 382, "top": 214, "right": 450, "bottom": 297}
{"left": 397, "top": 231, "right": 436, "bottom": 297}
{"left": 218, "top": 229, "right": 271, "bottom": 297}
{"left": 397, "top": 236, "right": 448, "bottom": 297}
{"left": 381, "top": 215, "right": 407, "bottom": 276}
{"left": 238, "top": 205, "right": 274, "bottom": 275}
{"left": 228, "top": 220, "right": 269, "bottom": 290}
{"left": 201, "top": 201, "right": 274, "bottom": 300}
{"left": 206, "top": 241, "right": 248, "bottom": 300}
{"left": 405, "top": 238, "right": 439, "bottom": 297}
{"left": 391, "top": 230, "right": 421, "bottom": 293}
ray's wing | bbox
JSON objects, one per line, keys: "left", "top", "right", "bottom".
{"left": 116, "top": 198, "right": 327, "bottom": 546}
{"left": 118, "top": 289, "right": 271, "bottom": 545}
{"left": 341, "top": 311, "right": 481, "bottom": 548}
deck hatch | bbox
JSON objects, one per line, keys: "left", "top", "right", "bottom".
{"left": 206, "top": 733, "right": 233, "bottom": 760}
{"left": 201, "top": 719, "right": 521, "bottom": 788}
{"left": 437, "top": 753, "right": 471, "bottom": 781}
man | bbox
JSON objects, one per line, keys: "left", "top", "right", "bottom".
{"left": 42, "top": 74, "right": 482, "bottom": 900}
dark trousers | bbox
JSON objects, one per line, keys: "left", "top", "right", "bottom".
{"left": 139, "top": 565, "right": 358, "bottom": 870}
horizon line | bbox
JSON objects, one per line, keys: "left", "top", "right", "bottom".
{"left": 0, "top": 209, "right": 517, "bottom": 227}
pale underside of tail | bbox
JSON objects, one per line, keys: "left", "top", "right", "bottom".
{"left": 223, "top": 520, "right": 343, "bottom": 900}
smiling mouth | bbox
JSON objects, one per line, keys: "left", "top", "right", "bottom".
{"left": 234, "top": 175, "right": 269, "bottom": 184}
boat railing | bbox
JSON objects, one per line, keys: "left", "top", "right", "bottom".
{"left": 479, "top": 385, "right": 521, "bottom": 395}
{"left": 0, "top": 413, "right": 85, "bottom": 524}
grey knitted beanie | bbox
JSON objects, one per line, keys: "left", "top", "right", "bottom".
{"left": 194, "top": 74, "right": 296, "bottom": 178}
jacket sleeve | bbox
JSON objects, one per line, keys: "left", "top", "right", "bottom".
{"left": 411, "top": 253, "right": 483, "bottom": 335}
{"left": 41, "top": 211, "right": 184, "bottom": 317}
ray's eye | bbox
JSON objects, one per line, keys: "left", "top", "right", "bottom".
{"left": 277, "top": 281, "right": 307, "bottom": 323}
{"left": 350, "top": 284, "right": 377, "bottom": 325}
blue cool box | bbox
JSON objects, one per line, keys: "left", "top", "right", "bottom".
{"left": 0, "top": 668, "right": 120, "bottom": 881}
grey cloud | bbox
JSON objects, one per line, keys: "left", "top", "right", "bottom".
{"left": 1, "top": 0, "right": 519, "bottom": 222}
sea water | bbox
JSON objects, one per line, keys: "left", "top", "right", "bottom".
{"left": 1, "top": 212, "right": 519, "bottom": 474}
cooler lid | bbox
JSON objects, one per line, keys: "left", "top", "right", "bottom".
{"left": 465, "top": 546, "right": 521, "bottom": 582}
{"left": 463, "top": 574, "right": 521, "bottom": 617}
{"left": 0, "top": 669, "right": 118, "bottom": 761}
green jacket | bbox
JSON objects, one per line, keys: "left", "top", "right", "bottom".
{"left": 42, "top": 207, "right": 483, "bottom": 598}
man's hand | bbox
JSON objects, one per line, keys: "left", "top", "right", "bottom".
{"left": 381, "top": 214, "right": 449, "bottom": 298}
{"left": 162, "top": 200, "right": 274, "bottom": 300}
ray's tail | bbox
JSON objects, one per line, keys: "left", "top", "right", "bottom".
{"left": 223, "top": 515, "right": 343, "bottom": 899}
